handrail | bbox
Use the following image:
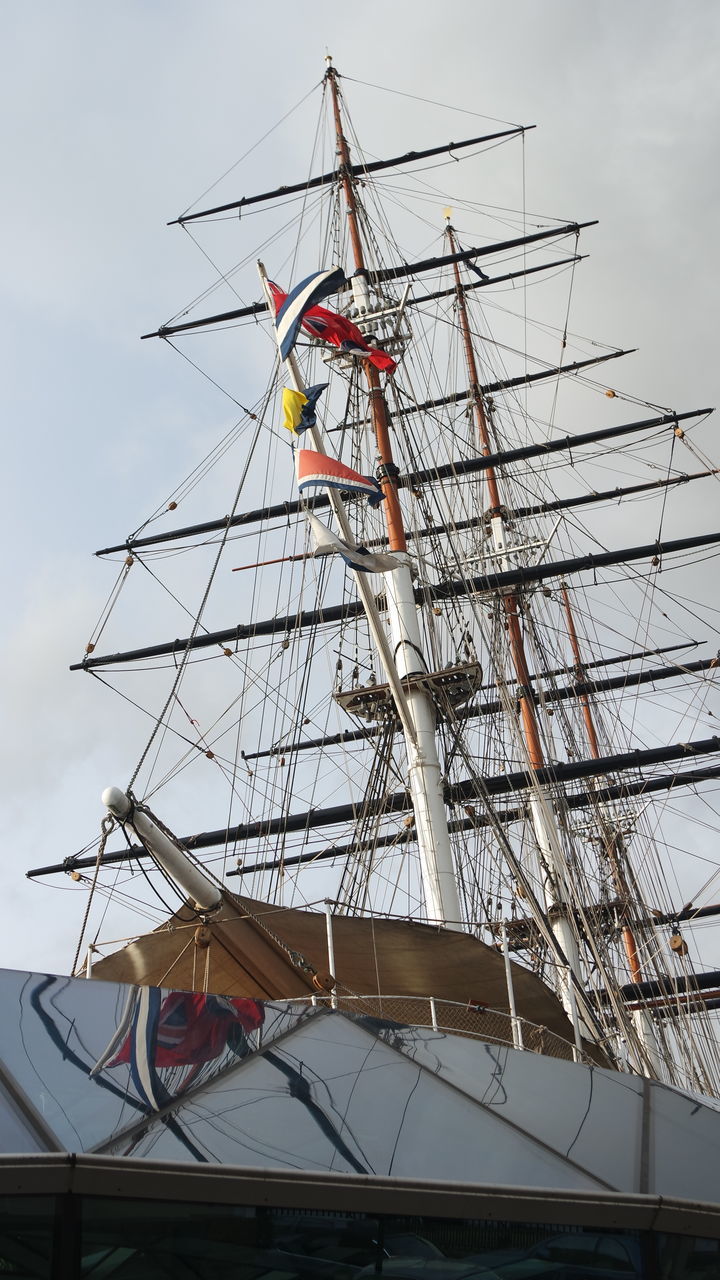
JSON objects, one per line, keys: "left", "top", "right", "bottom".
{"left": 282, "top": 992, "right": 595, "bottom": 1066}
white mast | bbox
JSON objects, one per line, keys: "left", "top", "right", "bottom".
{"left": 257, "top": 61, "right": 464, "bottom": 930}
{"left": 258, "top": 257, "right": 463, "bottom": 930}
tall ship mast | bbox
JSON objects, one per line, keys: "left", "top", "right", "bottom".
{"left": 34, "top": 57, "right": 720, "bottom": 1084}
{"left": 9, "top": 68, "right": 720, "bottom": 1258}
{"left": 7, "top": 60, "right": 720, "bottom": 1269}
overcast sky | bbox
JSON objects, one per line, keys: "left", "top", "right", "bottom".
{"left": 1, "top": 1, "right": 719, "bottom": 977}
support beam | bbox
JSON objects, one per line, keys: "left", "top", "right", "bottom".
{"left": 95, "top": 407, "right": 710, "bottom": 556}
{"left": 170, "top": 126, "right": 530, "bottom": 224}
{"left": 74, "top": 528, "right": 720, "bottom": 670}
{"left": 141, "top": 221, "right": 596, "bottom": 339}
{"left": 28, "top": 737, "right": 720, "bottom": 879}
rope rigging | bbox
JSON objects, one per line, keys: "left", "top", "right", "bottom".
{"left": 59, "top": 68, "right": 720, "bottom": 1096}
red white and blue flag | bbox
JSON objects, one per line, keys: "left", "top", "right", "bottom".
{"left": 296, "top": 449, "right": 385, "bottom": 508}
{"left": 107, "top": 988, "right": 265, "bottom": 1110}
{"left": 268, "top": 281, "right": 396, "bottom": 375}
{"left": 273, "top": 267, "right": 346, "bottom": 360}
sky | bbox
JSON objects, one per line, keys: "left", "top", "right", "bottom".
{"left": 1, "top": 0, "right": 719, "bottom": 979}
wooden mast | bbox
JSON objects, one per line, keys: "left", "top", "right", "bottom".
{"left": 445, "top": 220, "right": 673, "bottom": 1069}
{"left": 326, "top": 61, "right": 406, "bottom": 553}
{"left": 559, "top": 583, "right": 667, "bottom": 1077}
{"left": 446, "top": 220, "right": 545, "bottom": 766}
{"left": 445, "top": 216, "right": 593, "bottom": 1044}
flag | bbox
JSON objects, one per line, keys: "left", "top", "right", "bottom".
{"left": 282, "top": 382, "right": 328, "bottom": 435}
{"left": 108, "top": 990, "right": 265, "bottom": 1098}
{"left": 268, "top": 281, "right": 396, "bottom": 375}
{"left": 107, "top": 986, "right": 171, "bottom": 1111}
{"left": 273, "top": 267, "right": 346, "bottom": 360}
{"left": 296, "top": 449, "right": 385, "bottom": 508}
{"left": 306, "top": 511, "right": 401, "bottom": 574}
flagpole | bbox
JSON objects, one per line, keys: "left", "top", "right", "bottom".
{"left": 257, "top": 262, "right": 420, "bottom": 753}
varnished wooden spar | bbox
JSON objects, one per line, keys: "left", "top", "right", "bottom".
{"left": 27, "top": 734, "right": 720, "bottom": 879}
{"left": 73, "top": 528, "right": 720, "bottom": 670}
{"left": 169, "top": 125, "right": 531, "bottom": 225}
{"left": 140, "top": 221, "right": 597, "bottom": 339}
{"left": 94, "top": 406, "right": 711, "bottom": 556}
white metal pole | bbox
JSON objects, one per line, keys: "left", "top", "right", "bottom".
{"left": 102, "top": 787, "right": 222, "bottom": 913}
{"left": 500, "top": 921, "right": 524, "bottom": 1050}
{"left": 565, "top": 968, "right": 584, "bottom": 1063}
{"left": 259, "top": 263, "right": 465, "bottom": 931}
{"left": 429, "top": 995, "right": 438, "bottom": 1031}
{"left": 384, "top": 564, "right": 463, "bottom": 929}
{"left": 324, "top": 900, "right": 337, "bottom": 1009}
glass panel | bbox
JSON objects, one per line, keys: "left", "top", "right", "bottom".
{"left": 0, "top": 1196, "right": 54, "bottom": 1278}
{"left": 0, "top": 1080, "right": 47, "bottom": 1154}
{"left": 81, "top": 1199, "right": 359, "bottom": 1279}
{"left": 79, "top": 1202, "right": 667, "bottom": 1278}
{"left": 657, "top": 1233, "right": 720, "bottom": 1279}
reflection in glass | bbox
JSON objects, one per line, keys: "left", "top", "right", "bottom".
{"left": 97, "top": 987, "right": 264, "bottom": 1109}
{"left": 0, "top": 1195, "right": 717, "bottom": 1277}
{"left": 0, "top": 1196, "right": 54, "bottom": 1279}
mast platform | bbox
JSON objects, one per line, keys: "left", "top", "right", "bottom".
{"left": 333, "top": 660, "right": 484, "bottom": 722}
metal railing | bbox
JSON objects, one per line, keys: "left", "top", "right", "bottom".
{"left": 285, "top": 992, "right": 594, "bottom": 1065}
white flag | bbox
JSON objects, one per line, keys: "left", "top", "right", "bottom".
{"left": 306, "top": 512, "right": 402, "bottom": 575}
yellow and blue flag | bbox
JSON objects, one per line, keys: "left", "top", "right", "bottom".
{"left": 282, "top": 383, "right": 328, "bottom": 435}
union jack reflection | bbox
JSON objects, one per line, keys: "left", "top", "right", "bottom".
{"left": 95, "top": 986, "right": 265, "bottom": 1111}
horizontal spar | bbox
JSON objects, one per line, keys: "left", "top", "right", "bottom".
{"left": 170, "top": 126, "right": 530, "bottom": 223}
{"left": 28, "top": 734, "right": 720, "bottom": 878}
{"left": 141, "top": 222, "right": 595, "bottom": 339}
{"left": 340, "top": 347, "right": 631, "bottom": 430}
{"left": 229, "top": 760, "right": 720, "bottom": 879}
{"left": 76, "top": 529, "right": 720, "bottom": 670}
{"left": 96, "top": 405, "right": 709, "bottom": 556}
{"left": 243, "top": 651, "right": 716, "bottom": 761}
{"left": 406, "top": 407, "right": 710, "bottom": 489}
{"left": 601, "top": 969, "right": 720, "bottom": 1005}
{"left": 344, "top": 471, "right": 715, "bottom": 558}
{"left": 433, "top": 528, "right": 720, "bottom": 599}
{"left": 406, "top": 254, "right": 586, "bottom": 308}
{"left": 226, "top": 758, "right": 720, "bottom": 877}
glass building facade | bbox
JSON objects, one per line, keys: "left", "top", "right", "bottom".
{"left": 2, "top": 967, "right": 720, "bottom": 1276}
{"left": 2, "top": 1173, "right": 720, "bottom": 1277}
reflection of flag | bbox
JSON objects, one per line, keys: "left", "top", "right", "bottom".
{"left": 297, "top": 449, "right": 384, "bottom": 508}
{"left": 268, "top": 281, "right": 396, "bottom": 374}
{"left": 282, "top": 383, "right": 328, "bottom": 435}
{"left": 108, "top": 986, "right": 171, "bottom": 1111}
{"left": 273, "top": 268, "right": 346, "bottom": 359}
{"left": 307, "top": 512, "right": 401, "bottom": 574}
{"left": 108, "top": 989, "right": 265, "bottom": 1108}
